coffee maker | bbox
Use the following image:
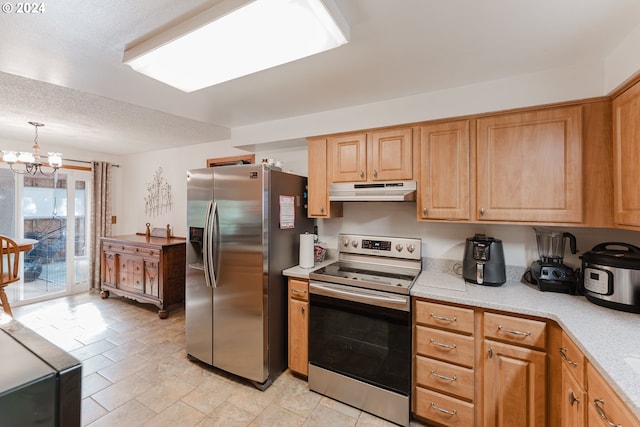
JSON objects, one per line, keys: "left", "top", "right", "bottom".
{"left": 529, "top": 227, "right": 578, "bottom": 293}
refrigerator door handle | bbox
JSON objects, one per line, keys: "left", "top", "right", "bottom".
{"left": 212, "top": 201, "right": 220, "bottom": 287}
{"left": 203, "top": 201, "right": 217, "bottom": 288}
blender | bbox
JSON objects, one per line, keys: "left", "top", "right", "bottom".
{"left": 529, "top": 227, "right": 579, "bottom": 293}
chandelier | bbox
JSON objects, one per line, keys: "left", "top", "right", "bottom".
{"left": 2, "top": 121, "right": 63, "bottom": 176}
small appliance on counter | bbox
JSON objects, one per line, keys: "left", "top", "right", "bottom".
{"left": 463, "top": 234, "right": 506, "bottom": 286}
{"left": 580, "top": 242, "right": 640, "bottom": 313}
{"left": 528, "top": 227, "right": 579, "bottom": 293}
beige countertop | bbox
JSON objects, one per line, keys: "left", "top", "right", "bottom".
{"left": 413, "top": 270, "right": 640, "bottom": 420}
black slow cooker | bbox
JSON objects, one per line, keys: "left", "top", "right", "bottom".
{"left": 580, "top": 242, "right": 640, "bottom": 313}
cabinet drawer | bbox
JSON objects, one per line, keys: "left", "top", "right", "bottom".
{"left": 587, "top": 363, "right": 640, "bottom": 427}
{"left": 484, "top": 312, "right": 546, "bottom": 349}
{"left": 560, "top": 331, "right": 585, "bottom": 386}
{"left": 416, "top": 326, "right": 474, "bottom": 368}
{"left": 107, "top": 243, "right": 159, "bottom": 258}
{"left": 289, "top": 278, "right": 309, "bottom": 302}
{"left": 415, "top": 300, "right": 474, "bottom": 334}
{"left": 415, "top": 355, "right": 474, "bottom": 401}
{"left": 415, "top": 386, "right": 474, "bottom": 427}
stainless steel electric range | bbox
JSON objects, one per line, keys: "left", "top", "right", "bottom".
{"left": 308, "top": 233, "right": 422, "bottom": 426}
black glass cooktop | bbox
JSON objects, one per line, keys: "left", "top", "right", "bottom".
{"left": 310, "top": 261, "right": 419, "bottom": 294}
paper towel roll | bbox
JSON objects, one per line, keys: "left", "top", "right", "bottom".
{"left": 299, "top": 234, "right": 315, "bottom": 268}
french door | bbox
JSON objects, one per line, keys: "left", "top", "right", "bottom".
{"left": 0, "top": 167, "right": 91, "bottom": 306}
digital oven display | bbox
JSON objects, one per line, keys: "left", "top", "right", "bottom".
{"left": 362, "top": 239, "right": 391, "bottom": 251}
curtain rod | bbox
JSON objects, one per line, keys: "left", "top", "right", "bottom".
{"left": 65, "top": 158, "right": 120, "bottom": 167}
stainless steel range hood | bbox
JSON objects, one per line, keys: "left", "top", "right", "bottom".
{"left": 329, "top": 181, "right": 417, "bottom": 202}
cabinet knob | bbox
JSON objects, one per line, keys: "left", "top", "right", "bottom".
{"left": 423, "top": 207, "right": 427, "bottom": 216}
{"left": 301, "top": 307, "right": 305, "bottom": 314}
{"left": 373, "top": 169, "right": 378, "bottom": 178}
{"left": 359, "top": 170, "right": 364, "bottom": 178}
{"left": 480, "top": 208, "right": 486, "bottom": 216}
{"left": 320, "top": 206, "right": 325, "bottom": 214}
{"left": 488, "top": 347, "right": 494, "bottom": 358}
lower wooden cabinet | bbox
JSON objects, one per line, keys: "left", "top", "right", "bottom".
{"left": 562, "top": 363, "right": 587, "bottom": 427}
{"left": 288, "top": 278, "right": 309, "bottom": 376}
{"left": 100, "top": 235, "right": 185, "bottom": 319}
{"left": 483, "top": 339, "right": 546, "bottom": 427}
{"left": 587, "top": 363, "right": 640, "bottom": 427}
{"left": 413, "top": 299, "right": 476, "bottom": 427}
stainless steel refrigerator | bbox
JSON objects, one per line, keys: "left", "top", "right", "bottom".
{"left": 185, "top": 164, "right": 313, "bottom": 389}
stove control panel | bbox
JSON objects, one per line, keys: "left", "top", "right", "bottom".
{"left": 338, "top": 234, "right": 422, "bottom": 260}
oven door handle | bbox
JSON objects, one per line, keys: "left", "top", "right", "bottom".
{"left": 310, "top": 282, "right": 410, "bottom": 310}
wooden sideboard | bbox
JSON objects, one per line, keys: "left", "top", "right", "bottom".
{"left": 100, "top": 235, "right": 186, "bottom": 318}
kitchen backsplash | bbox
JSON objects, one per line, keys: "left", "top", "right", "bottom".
{"left": 317, "top": 201, "right": 640, "bottom": 268}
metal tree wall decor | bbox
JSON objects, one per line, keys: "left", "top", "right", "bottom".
{"left": 144, "top": 167, "right": 173, "bottom": 217}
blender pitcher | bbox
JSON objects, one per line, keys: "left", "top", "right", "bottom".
{"left": 534, "top": 227, "right": 577, "bottom": 263}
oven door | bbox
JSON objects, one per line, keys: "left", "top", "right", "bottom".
{"left": 308, "top": 281, "right": 411, "bottom": 396}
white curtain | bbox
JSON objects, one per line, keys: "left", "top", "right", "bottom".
{"left": 89, "top": 161, "right": 112, "bottom": 290}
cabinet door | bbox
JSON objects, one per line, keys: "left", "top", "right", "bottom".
{"left": 289, "top": 298, "right": 309, "bottom": 376}
{"left": 328, "top": 133, "right": 367, "bottom": 182}
{"left": 308, "top": 138, "right": 342, "bottom": 218}
{"left": 483, "top": 340, "right": 546, "bottom": 427}
{"left": 476, "top": 106, "right": 582, "bottom": 222}
{"left": 144, "top": 260, "right": 159, "bottom": 298}
{"left": 368, "top": 128, "right": 413, "bottom": 181}
{"left": 561, "top": 364, "right": 587, "bottom": 427}
{"left": 102, "top": 252, "right": 117, "bottom": 287}
{"left": 587, "top": 363, "right": 640, "bottom": 427}
{"left": 613, "top": 81, "right": 640, "bottom": 227}
{"left": 418, "top": 120, "right": 470, "bottom": 220}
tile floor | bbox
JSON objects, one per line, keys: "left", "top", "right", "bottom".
{"left": 11, "top": 292, "right": 427, "bottom": 427}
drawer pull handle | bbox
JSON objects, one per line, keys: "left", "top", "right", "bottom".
{"left": 430, "top": 370, "right": 457, "bottom": 382}
{"left": 559, "top": 347, "right": 578, "bottom": 366}
{"left": 430, "top": 402, "right": 457, "bottom": 416}
{"left": 429, "top": 339, "right": 456, "bottom": 350}
{"left": 431, "top": 313, "right": 457, "bottom": 323}
{"left": 568, "top": 391, "right": 580, "bottom": 407}
{"left": 498, "top": 325, "right": 531, "bottom": 336}
{"left": 291, "top": 289, "right": 307, "bottom": 296}
{"left": 593, "top": 399, "right": 622, "bottom": 427}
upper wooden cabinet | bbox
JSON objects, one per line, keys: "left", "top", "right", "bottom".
{"left": 476, "top": 106, "right": 583, "bottom": 223}
{"left": 417, "top": 120, "right": 471, "bottom": 220}
{"left": 307, "top": 137, "right": 343, "bottom": 218}
{"left": 613, "top": 80, "right": 640, "bottom": 228}
{"left": 328, "top": 128, "right": 413, "bottom": 182}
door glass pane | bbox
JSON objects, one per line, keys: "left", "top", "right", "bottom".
{"left": 74, "top": 178, "right": 89, "bottom": 285}
{"left": 22, "top": 174, "right": 68, "bottom": 299}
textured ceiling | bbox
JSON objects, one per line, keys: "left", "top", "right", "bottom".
{"left": 1, "top": 0, "right": 640, "bottom": 156}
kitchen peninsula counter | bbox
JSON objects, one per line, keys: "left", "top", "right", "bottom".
{"left": 413, "top": 270, "right": 640, "bottom": 420}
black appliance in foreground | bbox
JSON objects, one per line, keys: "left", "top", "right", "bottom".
{"left": 528, "top": 227, "right": 579, "bottom": 293}
{"left": 0, "top": 318, "right": 82, "bottom": 427}
{"left": 462, "top": 234, "right": 506, "bottom": 286}
{"left": 581, "top": 242, "right": 640, "bottom": 313}
{"left": 308, "top": 233, "right": 422, "bottom": 427}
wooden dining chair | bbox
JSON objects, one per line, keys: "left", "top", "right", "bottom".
{"left": 0, "top": 235, "right": 20, "bottom": 316}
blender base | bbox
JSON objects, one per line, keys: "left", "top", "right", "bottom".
{"left": 529, "top": 260, "right": 578, "bottom": 294}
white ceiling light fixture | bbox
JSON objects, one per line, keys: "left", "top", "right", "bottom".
{"left": 2, "top": 122, "right": 63, "bottom": 176}
{"left": 123, "top": 0, "right": 349, "bottom": 92}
